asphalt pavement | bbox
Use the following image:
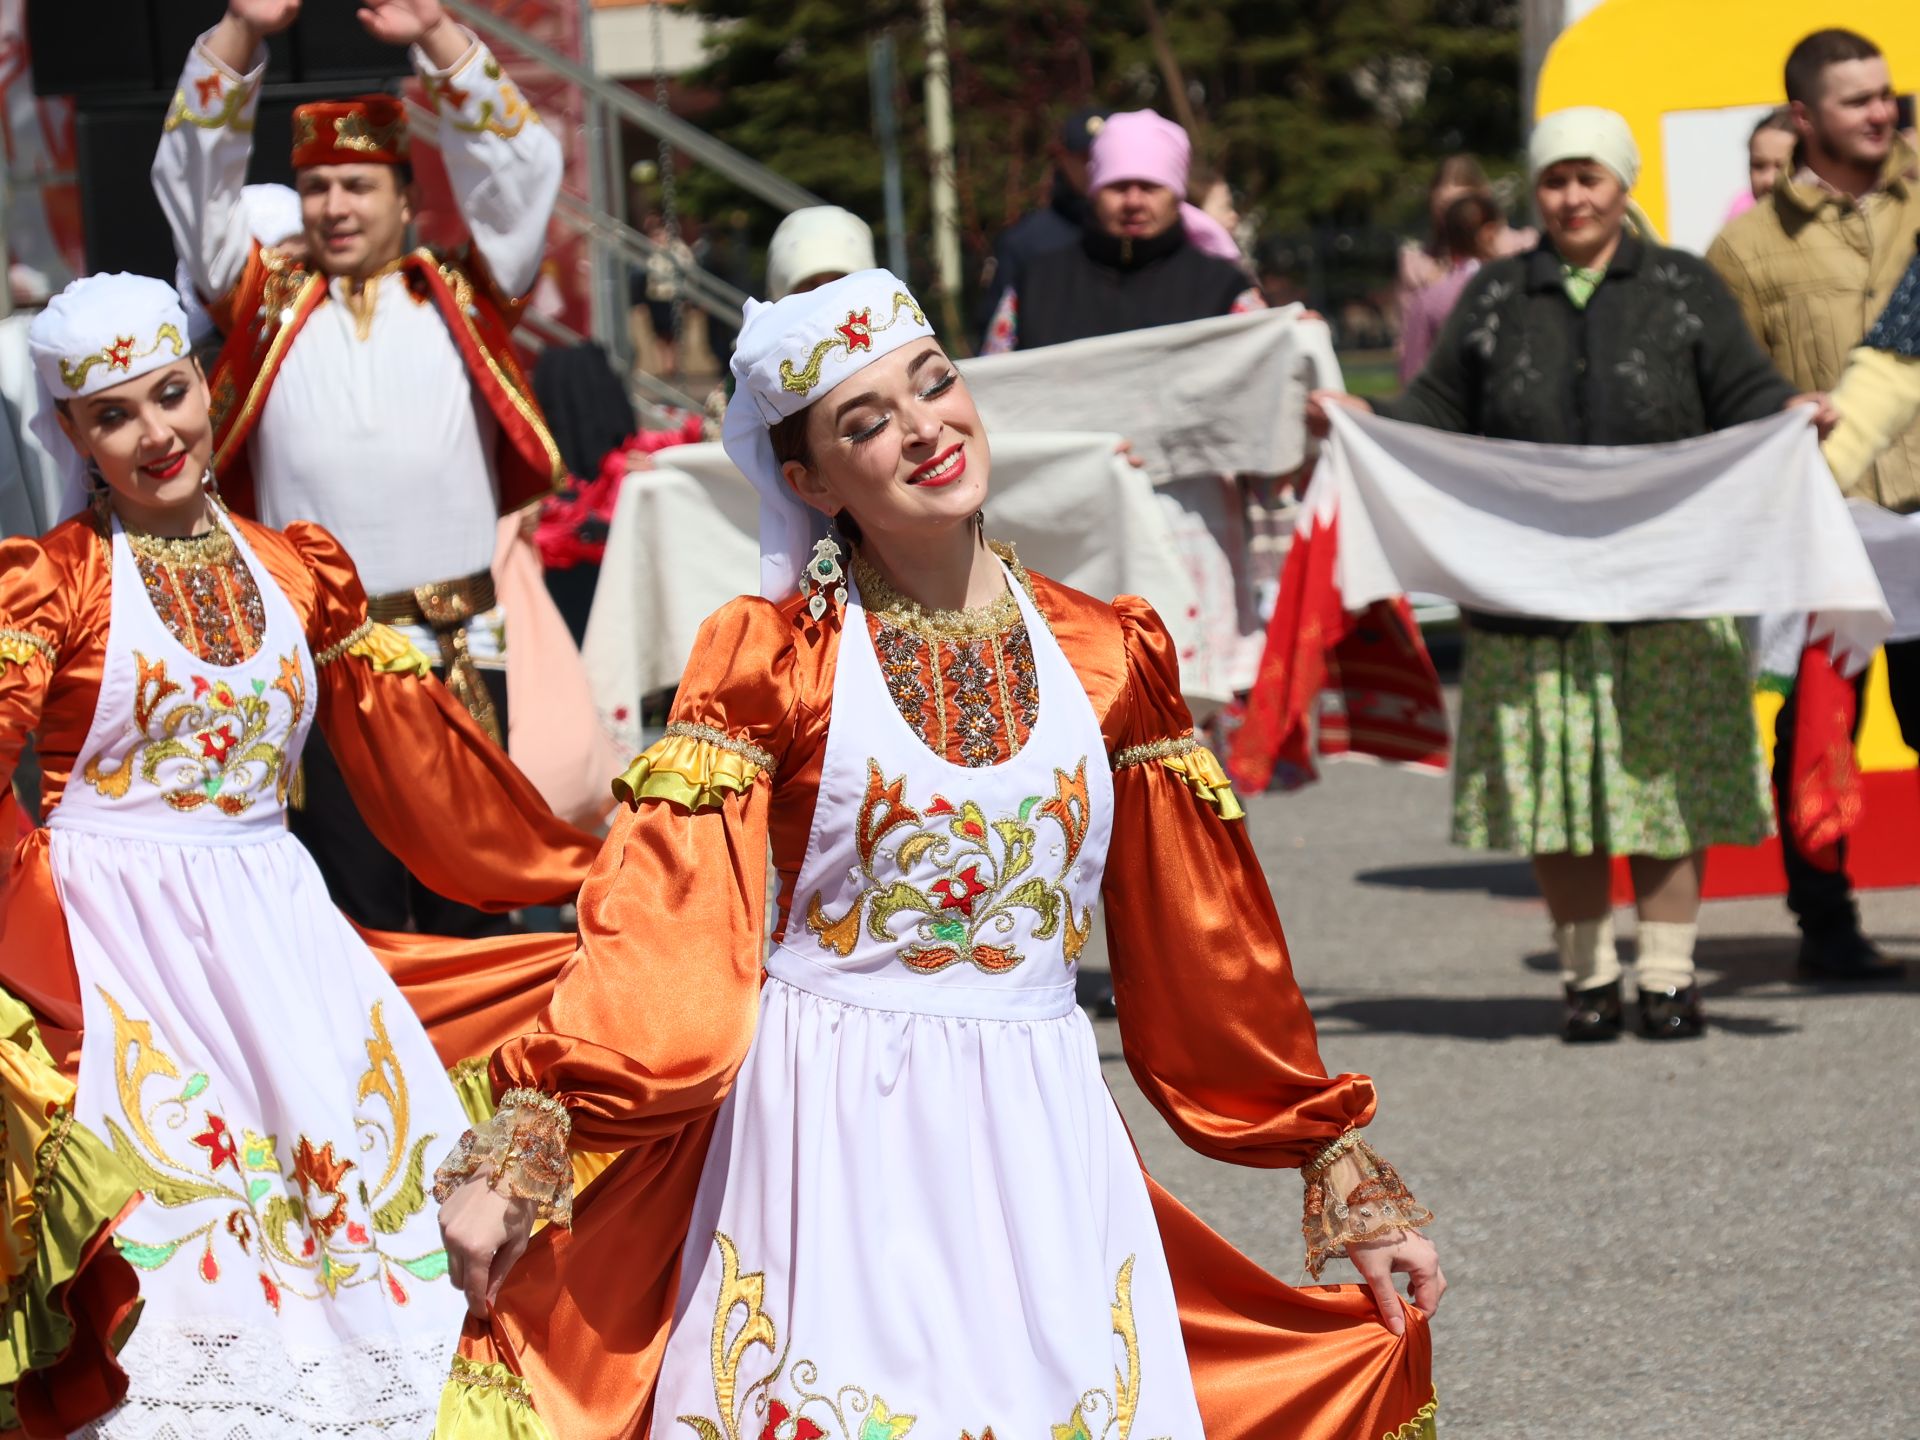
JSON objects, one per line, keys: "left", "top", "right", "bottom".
{"left": 1087, "top": 747, "right": 1920, "bottom": 1439}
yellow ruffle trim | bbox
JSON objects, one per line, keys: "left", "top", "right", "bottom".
{"left": 1384, "top": 1393, "right": 1439, "bottom": 1440}
{"left": 611, "top": 732, "right": 764, "bottom": 811}
{"left": 433, "top": 1355, "right": 556, "bottom": 1440}
{"left": 0, "top": 994, "right": 72, "bottom": 1290}
{"left": 1162, "top": 746, "right": 1246, "bottom": 821}
{"left": 0, "top": 1105, "right": 142, "bottom": 1402}
{"left": 0, "top": 630, "right": 55, "bottom": 674}
{"left": 314, "top": 618, "right": 434, "bottom": 677}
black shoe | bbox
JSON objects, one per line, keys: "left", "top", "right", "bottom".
{"left": 1637, "top": 984, "right": 1704, "bottom": 1040}
{"left": 1797, "top": 928, "right": 1904, "bottom": 980}
{"left": 1562, "top": 980, "right": 1623, "bottom": 1043}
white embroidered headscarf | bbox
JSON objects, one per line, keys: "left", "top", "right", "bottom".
{"left": 27, "top": 272, "right": 195, "bottom": 522}
{"left": 721, "top": 268, "right": 936, "bottom": 598}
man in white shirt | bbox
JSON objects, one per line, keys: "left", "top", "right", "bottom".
{"left": 153, "top": 0, "right": 566, "bottom": 935}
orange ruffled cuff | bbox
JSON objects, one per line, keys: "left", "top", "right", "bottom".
{"left": 432, "top": 1088, "right": 573, "bottom": 1227}
{"left": 1301, "top": 1130, "right": 1433, "bottom": 1279}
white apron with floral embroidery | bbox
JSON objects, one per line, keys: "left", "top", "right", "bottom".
{"left": 48, "top": 512, "right": 468, "bottom": 1438}
{"left": 651, "top": 564, "right": 1206, "bottom": 1440}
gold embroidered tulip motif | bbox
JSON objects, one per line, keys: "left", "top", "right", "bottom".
{"left": 96, "top": 987, "right": 447, "bottom": 1308}
{"left": 678, "top": 1234, "right": 1145, "bottom": 1440}
{"left": 806, "top": 759, "right": 1095, "bottom": 975}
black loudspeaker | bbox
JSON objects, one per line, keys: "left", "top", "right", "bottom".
{"left": 27, "top": 0, "right": 155, "bottom": 96}
{"left": 30, "top": 0, "right": 402, "bottom": 97}
{"left": 74, "top": 105, "right": 174, "bottom": 281}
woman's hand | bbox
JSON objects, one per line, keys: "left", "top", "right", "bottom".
{"left": 1787, "top": 390, "right": 1840, "bottom": 442}
{"left": 1114, "top": 437, "right": 1146, "bottom": 470}
{"left": 1305, "top": 389, "right": 1373, "bottom": 439}
{"left": 439, "top": 1174, "right": 538, "bottom": 1319}
{"left": 1348, "top": 1229, "right": 1446, "bottom": 1337}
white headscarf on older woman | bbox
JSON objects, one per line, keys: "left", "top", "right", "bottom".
{"left": 1527, "top": 105, "right": 1662, "bottom": 242}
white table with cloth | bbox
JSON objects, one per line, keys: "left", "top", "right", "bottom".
{"left": 582, "top": 307, "right": 1341, "bottom": 749}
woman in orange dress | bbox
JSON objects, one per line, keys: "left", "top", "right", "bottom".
{"left": 433, "top": 270, "right": 1444, "bottom": 1440}
{"left": 0, "top": 273, "right": 597, "bottom": 1434}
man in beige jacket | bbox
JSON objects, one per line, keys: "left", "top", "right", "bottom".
{"left": 1708, "top": 26, "right": 1918, "bottom": 980}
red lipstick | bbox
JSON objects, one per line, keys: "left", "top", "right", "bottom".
{"left": 910, "top": 443, "right": 967, "bottom": 488}
{"left": 142, "top": 452, "right": 190, "bottom": 481}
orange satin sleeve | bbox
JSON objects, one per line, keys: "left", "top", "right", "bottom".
{"left": 491, "top": 595, "right": 796, "bottom": 1154}
{"left": 256, "top": 519, "right": 599, "bottom": 911}
{"left": 1102, "top": 596, "right": 1376, "bottom": 1168}
{"left": 1, "top": 523, "right": 113, "bottom": 1074}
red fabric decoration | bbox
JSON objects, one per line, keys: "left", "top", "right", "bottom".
{"left": 1784, "top": 640, "right": 1863, "bottom": 871}
{"left": 1229, "top": 508, "right": 1450, "bottom": 792}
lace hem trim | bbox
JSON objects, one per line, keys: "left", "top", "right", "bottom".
{"left": 431, "top": 1088, "right": 573, "bottom": 1227}
{"left": 69, "top": 1317, "right": 452, "bottom": 1437}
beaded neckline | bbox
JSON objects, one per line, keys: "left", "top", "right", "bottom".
{"left": 125, "top": 524, "right": 235, "bottom": 567}
{"left": 853, "top": 541, "right": 1037, "bottom": 641}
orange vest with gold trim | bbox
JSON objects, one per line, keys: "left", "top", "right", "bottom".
{"left": 207, "top": 243, "right": 565, "bottom": 523}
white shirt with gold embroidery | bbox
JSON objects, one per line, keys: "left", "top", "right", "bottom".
{"left": 150, "top": 27, "right": 561, "bottom": 600}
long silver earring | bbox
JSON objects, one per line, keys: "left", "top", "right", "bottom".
{"left": 799, "top": 535, "right": 847, "bottom": 623}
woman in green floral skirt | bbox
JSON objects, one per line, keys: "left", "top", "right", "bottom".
{"left": 1311, "top": 107, "right": 1831, "bottom": 1041}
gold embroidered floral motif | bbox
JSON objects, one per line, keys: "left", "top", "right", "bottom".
{"left": 96, "top": 987, "right": 446, "bottom": 1307}
{"left": 450, "top": 80, "right": 538, "bottom": 138}
{"left": 82, "top": 649, "right": 305, "bottom": 813}
{"left": 806, "top": 759, "right": 1094, "bottom": 975}
{"left": 57, "top": 323, "right": 187, "bottom": 392}
{"left": 334, "top": 110, "right": 409, "bottom": 157}
{"left": 778, "top": 293, "right": 927, "bottom": 396}
{"left": 162, "top": 80, "right": 256, "bottom": 135}
{"left": 679, "top": 1235, "right": 1147, "bottom": 1440}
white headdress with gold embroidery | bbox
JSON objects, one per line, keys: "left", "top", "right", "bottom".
{"left": 27, "top": 272, "right": 194, "bottom": 521}
{"left": 721, "top": 268, "right": 936, "bottom": 598}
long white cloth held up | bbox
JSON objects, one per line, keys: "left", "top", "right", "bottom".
{"left": 1320, "top": 407, "right": 1894, "bottom": 673}
{"left": 960, "top": 306, "right": 1341, "bottom": 482}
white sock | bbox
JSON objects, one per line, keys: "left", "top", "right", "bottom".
{"left": 1555, "top": 914, "right": 1620, "bottom": 990}
{"left": 1636, "top": 920, "right": 1698, "bottom": 993}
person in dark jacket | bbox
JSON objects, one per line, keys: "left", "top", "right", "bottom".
{"left": 1311, "top": 108, "right": 1827, "bottom": 1044}
{"left": 980, "top": 109, "right": 1259, "bottom": 354}
{"left": 974, "top": 107, "right": 1106, "bottom": 343}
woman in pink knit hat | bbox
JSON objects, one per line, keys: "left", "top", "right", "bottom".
{"left": 982, "top": 109, "right": 1265, "bottom": 353}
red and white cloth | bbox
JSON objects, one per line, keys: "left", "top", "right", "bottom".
{"left": 1231, "top": 408, "right": 1895, "bottom": 862}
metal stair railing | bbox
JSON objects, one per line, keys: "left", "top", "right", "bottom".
{"left": 441, "top": 0, "right": 824, "bottom": 215}
{"left": 402, "top": 97, "right": 750, "bottom": 328}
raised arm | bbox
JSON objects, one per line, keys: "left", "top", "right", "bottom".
{"left": 380, "top": 0, "right": 564, "bottom": 300}
{"left": 151, "top": 1, "right": 297, "bottom": 307}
